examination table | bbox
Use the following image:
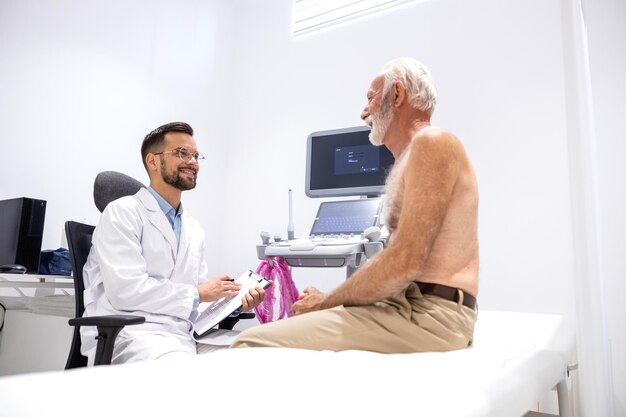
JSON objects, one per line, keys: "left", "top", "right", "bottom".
{"left": 0, "top": 310, "right": 576, "bottom": 417}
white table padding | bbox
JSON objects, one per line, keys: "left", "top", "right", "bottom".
{"left": 0, "top": 310, "right": 575, "bottom": 417}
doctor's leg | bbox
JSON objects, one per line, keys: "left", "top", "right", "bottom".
{"left": 111, "top": 330, "right": 197, "bottom": 364}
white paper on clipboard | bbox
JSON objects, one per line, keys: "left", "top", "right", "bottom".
{"left": 192, "top": 269, "right": 270, "bottom": 339}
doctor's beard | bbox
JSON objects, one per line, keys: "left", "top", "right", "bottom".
{"left": 367, "top": 98, "right": 393, "bottom": 147}
{"left": 160, "top": 162, "right": 197, "bottom": 191}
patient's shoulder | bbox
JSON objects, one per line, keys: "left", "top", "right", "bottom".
{"left": 413, "top": 126, "right": 461, "bottom": 148}
{"left": 410, "top": 127, "right": 471, "bottom": 172}
{"left": 407, "top": 126, "right": 464, "bottom": 166}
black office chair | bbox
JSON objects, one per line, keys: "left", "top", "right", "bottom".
{"left": 65, "top": 220, "right": 145, "bottom": 368}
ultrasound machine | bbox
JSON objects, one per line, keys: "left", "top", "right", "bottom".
{"left": 257, "top": 125, "right": 394, "bottom": 277}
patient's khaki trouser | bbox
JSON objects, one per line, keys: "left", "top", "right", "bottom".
{"left": 231, "top": 282, "right": 477, "bottom": 353}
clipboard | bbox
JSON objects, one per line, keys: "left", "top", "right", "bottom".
{"left": 192, "top": 270, "right": 271, "bottom": 338}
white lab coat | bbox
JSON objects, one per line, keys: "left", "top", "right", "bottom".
{"left": 80, "top": 187, "right": 208, "bottom": 361}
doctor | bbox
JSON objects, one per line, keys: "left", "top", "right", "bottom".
{"left": 81, "top": 122, "right": 265, "bottom": 364}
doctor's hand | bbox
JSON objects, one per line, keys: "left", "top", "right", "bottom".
{"left": 241, "top": 286, "right": 266, "bottom": 311}
{"left": 292, "top": 287, "right": 327, "bottom": 316}
{"left": 197, "top": 275, "right": 241, "bottom": 302}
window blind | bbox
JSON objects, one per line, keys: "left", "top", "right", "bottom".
{"left": 293, "top": 0, "right": 420, "bottom": 36}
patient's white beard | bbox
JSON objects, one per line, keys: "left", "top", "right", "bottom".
{"left": 367, "top": 105, "right": 393, "bottom": 147}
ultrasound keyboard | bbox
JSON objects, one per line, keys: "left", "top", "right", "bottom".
{"left": 311, "top": 216, "right": 376, "bottom": 235}
{"left": 265, "top": 198, "right": 381, "bottom": 256}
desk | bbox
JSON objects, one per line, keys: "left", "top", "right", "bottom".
{"left": 0, "top": 274, "right": 75, "bottom": 376}
{"left": 0, "top": 273, "right": 74, "bottom": 289}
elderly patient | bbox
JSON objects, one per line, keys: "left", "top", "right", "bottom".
{"left": 232, "top": 57, "right": 479, "bottom": 353}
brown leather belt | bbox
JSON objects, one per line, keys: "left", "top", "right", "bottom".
{"left": 416, "top": 282, "right": 477, "bottom": 310}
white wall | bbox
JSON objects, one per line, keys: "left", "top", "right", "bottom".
{"left": 0, "top": 0, "right": 230, "bottom": 261}
{"left": 218, "top": 0, "right": 576, "bottom": 313}
{"left": 583, "top": 0, "right": 626, "bottom": 414}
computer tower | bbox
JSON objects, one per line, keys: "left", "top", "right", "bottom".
{"left": 0, "top": 197, "right": 47, "bottom": 274}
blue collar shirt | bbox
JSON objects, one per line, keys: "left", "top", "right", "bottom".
{"left": 146, "top": 187, "right": 183, "bottom": 250}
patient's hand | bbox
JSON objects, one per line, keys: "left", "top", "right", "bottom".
{"left": 292, "top": 287, "right": 326, "bottom": 315}
{"left": 241, "top": 286, "right": 266, "bottom": 311}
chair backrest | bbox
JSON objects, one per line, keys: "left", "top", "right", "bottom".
{"left": 93, "top": 171, "right": 145, "bottom": 213}
{"left": 63, "top": 171, "right": 143, "bottom": 369}
{"left": 64, "top": 220, "right": 96, "bottom": 369}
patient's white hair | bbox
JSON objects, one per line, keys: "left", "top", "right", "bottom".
{"left": 381, "top": 58, "right": 438, "bottom": 116}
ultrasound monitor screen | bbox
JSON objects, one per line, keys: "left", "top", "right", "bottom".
{"left": 334, "top": 144, "right": 380, "bottom": 175}
{"left": 306, "top": 126, "right": 394, "bottom": 198}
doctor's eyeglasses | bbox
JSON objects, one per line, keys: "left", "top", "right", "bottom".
{"left": 153, "top": 147, "right": 205, "bottom": 163}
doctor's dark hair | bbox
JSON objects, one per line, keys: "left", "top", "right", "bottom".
{"left": 141, "top": 122, "right": 194, "bottom": 171}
